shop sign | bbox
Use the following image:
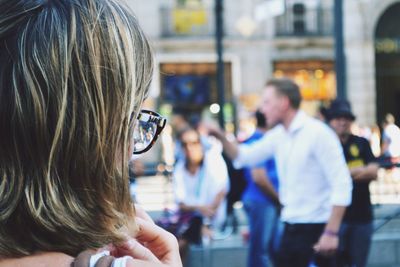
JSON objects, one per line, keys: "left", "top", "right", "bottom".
{"left": 375, "top": 38, "right": 400, "bottom": 54}
{"left": 173, "top": 7, "right": 207, "bottom": 34}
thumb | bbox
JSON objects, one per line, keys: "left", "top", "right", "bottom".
{"left": 113, "top": 238, "right": 160, "bottom": 263}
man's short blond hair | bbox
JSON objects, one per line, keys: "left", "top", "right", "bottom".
{"left": 266, "top": 78, "right": 302, "bottom": 109}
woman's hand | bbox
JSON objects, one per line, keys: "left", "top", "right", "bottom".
{"left": 112, "top": 217, "right": 181, "bottom": 267}
{"left": 113, "top": 205, "right": 181, "bottom": 267}
{"left": 74, "top": 205, "right": 182, "bottom": 267}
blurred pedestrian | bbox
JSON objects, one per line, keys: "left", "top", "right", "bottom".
{"left": 172, "top": 128, "right": 229, "bottom": 262}
{"left": 208, "top": 78, "right": 352, "bottom": 267}
{"left": 221, "top": 151, "right": 247, "bottom": 234}
{"left": 242, "top": 110, "right": 281, "bottom": 267}
{"left": 381, "top": 113, "right": 400, "bottom": 159}
{"left": 328, "top": 99, "right": 379, "bottom": 267}
{"left": 316, "top": 104, "right": 330, "bottom": 123}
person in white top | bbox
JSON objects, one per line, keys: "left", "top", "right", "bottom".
{"left": 172, "top": 128, "right": 229, "bottom": 260}
{"left": 208, "top": 78, "right": 352, "bottom": 267}
{"left": 381, "top": 113, "right": 400, "bottom": 158}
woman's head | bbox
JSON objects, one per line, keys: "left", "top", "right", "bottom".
{"left": 0, "top": 0, "right": 152, "bottom": 256}
{"left": 179, "top": 128, "right": 204, "bottom": 167}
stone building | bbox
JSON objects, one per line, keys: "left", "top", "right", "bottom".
{"left": 344, "top": 0, "right": 400, "bottom": 126}
{"left": 127, "top": 0, "right": 400, "bottom": 128}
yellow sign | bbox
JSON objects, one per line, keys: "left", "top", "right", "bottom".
{"left": 173, "top": 8, "right": 207, "bottom": 34}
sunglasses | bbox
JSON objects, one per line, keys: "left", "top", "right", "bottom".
{"left": 132, "top": 110, "right": 166, "bottom": 154}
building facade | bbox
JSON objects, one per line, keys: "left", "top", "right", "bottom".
{"left": 344, "top": 0, "right": 400, "bottom": 126}
{"left": 127, "top": 0, "right": 400, "bottom": 128}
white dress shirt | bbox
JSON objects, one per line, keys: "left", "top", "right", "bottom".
{"left": 234, "top": 111, "right": 352, "bottom": 224}
{"left": 173, "top": 147, "right": 230, "bottom": 228}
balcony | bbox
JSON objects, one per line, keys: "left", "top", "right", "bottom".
{"left": 274, "top": 4, "right": 333, "bottom": 37}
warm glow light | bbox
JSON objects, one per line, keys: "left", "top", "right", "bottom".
{"left": 315, "top": 69, "right": 324, "bottom": 79}
{"left": 273, "top": 61, "right": 336, "bottom": 101}
{"left": 274, "top": 70, "right": 284, "bottom": 77}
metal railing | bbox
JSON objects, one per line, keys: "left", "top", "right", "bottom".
{"left": 274, "top": 6, "right": 334, "bottom": 37}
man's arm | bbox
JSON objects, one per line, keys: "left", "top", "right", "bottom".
{"left": 210, "top": 190, "right": 228, "bottom": 211}
{"left": 351, "top": 138, "right": 379, "bottom": 182}
{"left": 313, "top": 126, "right": 353, "bottom": 255}
{"left": 351, "top": 162, "right": 379, "bottom": 182}
{"left": 207, "top": 124, "right": 278, "bottom": 168}
{"left": 207, "top": 125, "right": 239, "bottom": 160}
{"left": 313, "top": 205, "right": 345, "bottom": 255}
{"left": 251, "top": 168, "right": 280, "bottom": 206}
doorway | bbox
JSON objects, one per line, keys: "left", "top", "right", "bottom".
{"left": 375, "top": 3, "right": 400, "bottom": 124}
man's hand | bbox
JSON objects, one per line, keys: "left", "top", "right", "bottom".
{"left": 201, "top": 122, "right": 239, "bottom": 160}
{"left": 202, "top": 122, "right": 225, "bottom": 140}
{"left": 313, "top": 232, "right": 339, "bottom": 257}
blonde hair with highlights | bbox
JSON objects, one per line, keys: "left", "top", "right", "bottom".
{"left": 0, "top": 0, "right": 153, "bottom": 256}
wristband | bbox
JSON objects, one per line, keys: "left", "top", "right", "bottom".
{"left": 323, "top": 230, "right": 338, "bottom": 237}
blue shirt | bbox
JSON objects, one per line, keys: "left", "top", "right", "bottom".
{"left": 241, "top": 130, "right": 279, "bottom": 205}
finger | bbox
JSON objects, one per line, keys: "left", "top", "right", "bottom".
{"left": 134, "top": 217, "right": 180, "bottom": 263}
{"left": 135, "top": 217, "right": 176, "bottom": 246}
{"left": 134, "top": 204, "right": 155, "bottom": 224}
{"left": 116, "top": 238, "right": 160, "bottom": 263}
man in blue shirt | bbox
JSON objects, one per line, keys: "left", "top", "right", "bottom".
{"left": 242, "top": 111, "right": 281, "bottom": 267}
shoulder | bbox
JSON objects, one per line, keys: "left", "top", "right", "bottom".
{"left": 262, "top": 125, "right": 284, "bottom": 141}
{"left": 270, "top": 124, "right": 285, "bottom": 134}
{"left": 307, "top": 117, "right": 337, "bottom": 137}
{"left": 243, "top": 132, "right": 261, "bottom": 144}
{"left": 174, "top": 160, "right": 185, "bottom": 171}
{"left": 349, "top": 135, "right": 374, "bottom": 155}
{"left": 204, "top": 150, "right": 227, "bottom": 172}
{"left": 307, "top": 116, "right": 328, "bottom": 129}
{"left": 350, "top": 134, "right": 368, "bottom": 144}
{"left": 172, "top": 161, "right": 186, "bottom": 179}
{"left": 0, "top": 252, "right": 74, "bottom": 267}
{"left": 204, "top": 152, "right": 229, "bottom": 180}
{"left": 346, "top": 134, "right": 370, "bottom": 150}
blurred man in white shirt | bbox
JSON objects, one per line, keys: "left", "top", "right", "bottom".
{"left": 209, "top": 78, "right": 352, "bottom": 267}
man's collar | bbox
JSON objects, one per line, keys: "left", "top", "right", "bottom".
{"left": 287, "top": 110, "right": 307, "bottom": 134}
